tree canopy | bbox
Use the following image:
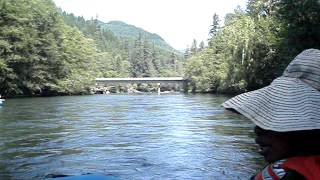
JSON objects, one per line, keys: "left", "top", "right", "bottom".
{"left": 0, "top": 0, "right": 183, "bottom": 97}
{"left": 2, "top": 0, "right": 318, "bottom": 96}
{"left": 185, "top": 0, "right": 320, "bottom": 94}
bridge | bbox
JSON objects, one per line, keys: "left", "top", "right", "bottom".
{"left": 95, "top": 77, "right": 189, "bottom": 94}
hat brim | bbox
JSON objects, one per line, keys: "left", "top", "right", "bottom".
{"left": 222, "top": 77, "right": 320, "bottom": 132}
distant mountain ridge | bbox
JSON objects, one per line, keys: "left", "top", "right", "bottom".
{"left": 100, "top": 21, "right": 175, "bottom": 52}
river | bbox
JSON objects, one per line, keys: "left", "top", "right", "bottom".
{"left": 0, "top": 94, "right": 264, "bottom": 179}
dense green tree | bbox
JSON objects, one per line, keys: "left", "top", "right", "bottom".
{"left": 209, "top": 13, "right": 220, "bottom": 38}
{"left": 62, "top": 12, "right": 183, "bottom": 79}
{"left": 129, "top": 35, "right": 158, "bottom": 77}
{"left": 184, "top": 47, "right": 190, "bottom": 59}
{"left": 276, "top": 0, "right": 320, "bottom": 67}
{"left": 141, "top": 39, "right": 154, "bottom": 77}
{"left": 151, "top": 43, "right": 161, "bottom": 73}
{"left": 247, "top": 0, "right": 278, "bottom": 17}
{"left": 0, "top": 0, "right": 65, "bottom": 96}
{"left": 185, "top": 0, "right": 320, "bottom": 94}
{"left": 0, "top": 0, "right": 183, "bottom": 97}
{"left": 190, "top": 39, "right": 198, "bottom": 55}
{"left": 0, "top": 0, "right": 99, "bottom": 96}
{"left": 199, "top": 41, "right": 205, "bottom": 51}
{"left": 130, "top": 34, "right": 144, "bottom": 77}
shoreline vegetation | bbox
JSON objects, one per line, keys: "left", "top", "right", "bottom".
{"left": 1, "top": 0, "right": 320, "bottom": 98}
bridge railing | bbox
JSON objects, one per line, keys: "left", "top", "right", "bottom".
{"left": 95, "top": 77, "right": 189, "bottom": 94}
{"left": 95, "top": 77, "right": 187, "bottom": 83}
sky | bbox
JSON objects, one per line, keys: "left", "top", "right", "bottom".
{"left": 52, "top": 0, "right": 248, "bottom": 50}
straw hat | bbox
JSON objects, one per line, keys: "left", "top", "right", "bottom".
{"left": 222, "top": 49, "right": 320, "bottom": 132}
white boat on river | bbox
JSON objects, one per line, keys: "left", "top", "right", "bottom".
{"left": 0, "top": 97, "right": 5, "bottom": 106}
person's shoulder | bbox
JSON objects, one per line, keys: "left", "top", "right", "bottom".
{"left": 251, "top": 169, "right": 305, "bottom": 180}
{"left": 281, "top": 170, "right": 306, "bottom": 180}
{"left": 251, "top": 159, "right": 307, "bottom": 180}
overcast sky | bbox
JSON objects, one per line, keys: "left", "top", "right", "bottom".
{"left": 53, "top": 0, "right": 248, "bottom": 50}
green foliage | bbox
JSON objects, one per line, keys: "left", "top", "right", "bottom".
{"left": 0, "top": 1, "right": 183, "bottom": 97}
{"left": 61, "top": 13, "right": 183, "bottom": 78}
{"left": 276, "top": 0, "right": 320, "bottom": 66}
{"left": 190, "top": 39, "right": 198, "bottom": 55}
{"left": 0, "top": 0, "right": 98, "bottom": 96}
{"left": 56, "top": 26, "right": 98, "bottom": 95}
{"left": 209, "top": 13, "right": 220, "bottom": 38}
{"left": 101, "top": 21, "right": 176, "bottom": 53}
{"left": 185, "top": 0, "right": 320, "bottom": 94}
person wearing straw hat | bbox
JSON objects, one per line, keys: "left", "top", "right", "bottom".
{"left": 222, "top": 49, "right": 320, "bottom": 180}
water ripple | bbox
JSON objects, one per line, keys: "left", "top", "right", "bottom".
{"left": 0, "top": 94, "right": 263, "bottom": 179}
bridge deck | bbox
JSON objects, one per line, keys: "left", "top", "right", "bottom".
{"left": 96, "top": 77, "right": 187, "bottom": 83}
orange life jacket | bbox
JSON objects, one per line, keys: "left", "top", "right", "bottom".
{"left": 253, "top": 156, "right": 320, "bottom": 180}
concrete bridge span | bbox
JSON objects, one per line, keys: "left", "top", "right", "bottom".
{"left": 96, "top": 77, "right": 187, "bottom": 83}
{"left": 95, "top": 77, "right": 189, "bottom": 94}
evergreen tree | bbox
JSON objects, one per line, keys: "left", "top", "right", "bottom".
{"left": 276, "top": 0, "right": 320, "bottom": 66}
{"left": 190, "top": 39, "right": 198, "bottom": 54}
{"left": 199, "top": 41, "right": 205, "bottom": 50}
{"left": 185, "top": 0, "right": 320, "bottom": 94}
{"left": 0, "top": 0, "right": 183, "bottom": 96}
{"left": 151, "top": 43, "right": 161, "bottom": 73}
{"left": 209, "top": 13, "right": 220, "bottom": 38}
{"left": 184, "top": 46, "right": 190, "bottom": 59}
{"left": 142, "top": 39, "right": 154, "bottom": 77}
{"left": 169, "top": 53, "right": 177, "bottom": 71}
{"left": 0, "top": 0, "right": 98, "bottom": 96}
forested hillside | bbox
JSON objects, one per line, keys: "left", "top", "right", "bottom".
{"left": 0, "top": 0, "right": 183, "bottom": 97}
{"left": 61, "top": 13, "right": 183, "bottom": 78}
{"left": 102, "top": 21, "right": 176, "bottom": 53}
{"left": 2, "top": 0, "right": 318, "bottom": 97}
{"left": 185, "top": 0, "right": 320, "bottom": 94}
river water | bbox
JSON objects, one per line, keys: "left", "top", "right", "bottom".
{"left": 0, "top": 94, "right": 264, "bottom": 180}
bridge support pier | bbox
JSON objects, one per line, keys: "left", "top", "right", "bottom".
{"left": 157, "top": 83, "right": 161, "bottom": 95}
{"left": 183, "top": 81, "right": 189, "bottom": 93}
